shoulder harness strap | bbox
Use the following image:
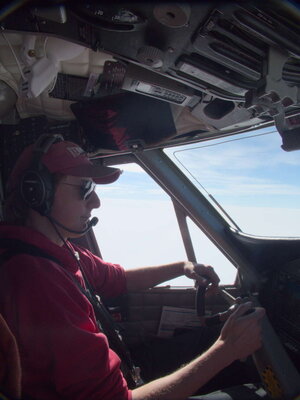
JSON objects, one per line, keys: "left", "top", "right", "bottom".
{"left": 0, "top": 238, "right": 142, "bottom": 388}
{"left": 0, "top": 238, "right": 60, "bottom": 266}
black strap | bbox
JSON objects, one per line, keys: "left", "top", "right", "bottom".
{"left": 0, "top": 238, "right": 61, "bottom": 265}
{"left": 60, "top": 254, "right": 141, "bottom": 388}
{"left": 82, "top": 285, "right": 140, "bottom": 388}
{"left": 0, "top": 238, "right": 141, "bottom": 388}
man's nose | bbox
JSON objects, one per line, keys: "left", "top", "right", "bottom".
{"left": 88, "top": 190, "right": 101, "bottom": 209}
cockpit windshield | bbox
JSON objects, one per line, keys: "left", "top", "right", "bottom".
{"left": 165, "top": 127, "right": 300, "bottom": 237}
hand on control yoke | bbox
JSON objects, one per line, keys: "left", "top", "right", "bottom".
{"left": 219, "top": 302, "right": 265, "bottom": 362}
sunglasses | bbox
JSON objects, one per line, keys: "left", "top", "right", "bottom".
{"left": 61, "top": 180, "right": 96, "bottom": 200}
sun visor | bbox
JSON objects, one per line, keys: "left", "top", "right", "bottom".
{"left": 70, "top": 92, "right": 178, "bottom": 151}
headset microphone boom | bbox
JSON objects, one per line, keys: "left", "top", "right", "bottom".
{"left": 49, "top": 216, "right": 99, "bottom": 235}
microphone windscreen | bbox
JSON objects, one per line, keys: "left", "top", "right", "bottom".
{"left": 90, "top": 217, "right": 98, "bottom": 227}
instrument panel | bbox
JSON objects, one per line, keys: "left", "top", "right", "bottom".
{"left": 268, "top": 258, "right": 300, "bottom": 360}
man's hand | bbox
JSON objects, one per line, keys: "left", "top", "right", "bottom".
{"left": 218, "top": 298, "right": 244, "bottom": 322}
{"left": 183, "top": 262, "right": 220, "bottom": 295}
{"left": 219, "top": 302, "right": 265, "bottom": 362}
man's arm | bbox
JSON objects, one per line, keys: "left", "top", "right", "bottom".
{"left": 125, "top": 261, "right": 220, "bottom": 291}
{"left": 132, "top": 303, "right": 265, "bottom": 400}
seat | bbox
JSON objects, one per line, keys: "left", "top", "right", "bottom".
{"left": 0, "top": 314, "right": 21, "bottom": 399}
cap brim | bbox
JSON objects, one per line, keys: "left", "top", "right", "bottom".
{"left": 59, "top": 164, "right": 122, "bottom": 184}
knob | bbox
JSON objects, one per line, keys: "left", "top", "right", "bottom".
{"left": 153, "top": 4, "right": 191, "bottom": 28}
{"left": 136, "top": 46, "right": 164, "bottom": 68}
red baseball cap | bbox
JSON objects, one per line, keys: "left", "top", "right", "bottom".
{"left": 7, "top": 140, "right": 122, "bottom": 193}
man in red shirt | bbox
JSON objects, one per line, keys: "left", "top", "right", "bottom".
{"left": 0, "top": 134, "right": 265, "bottom": 399}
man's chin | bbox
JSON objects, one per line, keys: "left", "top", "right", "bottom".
{"left": 62, "top": 223, "right": 87, "bottom": 237}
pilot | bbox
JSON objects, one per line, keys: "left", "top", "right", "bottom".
{"left": 0, "top": 135, "right": 265, "bottom": 400}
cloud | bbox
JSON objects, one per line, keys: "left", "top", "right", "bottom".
{"left": 96, "top": 179, "right": 167, "bottom": 200}
{"left": 170, "top": 129, "right": 300, "bottom": 176}
{"left": 226, "top": 205, "right": 300, "bottom": 236}
{"left": 212, "top": 181, "right": 300, "bottom": 197}
{"left": 114, "top": 163, "right": 145, "bottom": 173}
{"left": 164, "top": 129, "right": 300, "bottom": 200}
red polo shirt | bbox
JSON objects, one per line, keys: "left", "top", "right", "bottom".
{"left": 0, "top": 223, "right": 132, "bottom": 400}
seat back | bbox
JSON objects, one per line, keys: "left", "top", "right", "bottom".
{"left": 0, "top": 314, "right": 21, "bottom": 399}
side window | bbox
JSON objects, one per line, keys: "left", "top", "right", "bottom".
{"left": 92, "top": 164, "right": 236, "bottom": 286}
{"left": 187, "top": 218, "right": 237, "bottom": 284}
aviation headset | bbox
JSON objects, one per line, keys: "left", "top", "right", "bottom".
{"left": 19, "top": 134, "right": 64, "bottom": 216}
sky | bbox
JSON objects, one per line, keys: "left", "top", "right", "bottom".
{"left": 92, "top": 127, "right": 300, "bottom": 286}
{"left": 168, "top": 128, "right": 300, "bottom": 235}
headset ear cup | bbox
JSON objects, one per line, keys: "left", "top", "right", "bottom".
{"left": 18, "top": 133, "right": 63, "bottom": 216}
{"left": 20, "top": 165, "right": 54, "bottom": 216}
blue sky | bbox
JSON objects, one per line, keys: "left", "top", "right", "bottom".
{"left": 169, "top": 128, "right": 300, "bottom": 209}
{"left": 167, "top": 128, "right": 300, "bottom": 237}
{"left": 93, "top": 127, "right": 300, "bottom": 285}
